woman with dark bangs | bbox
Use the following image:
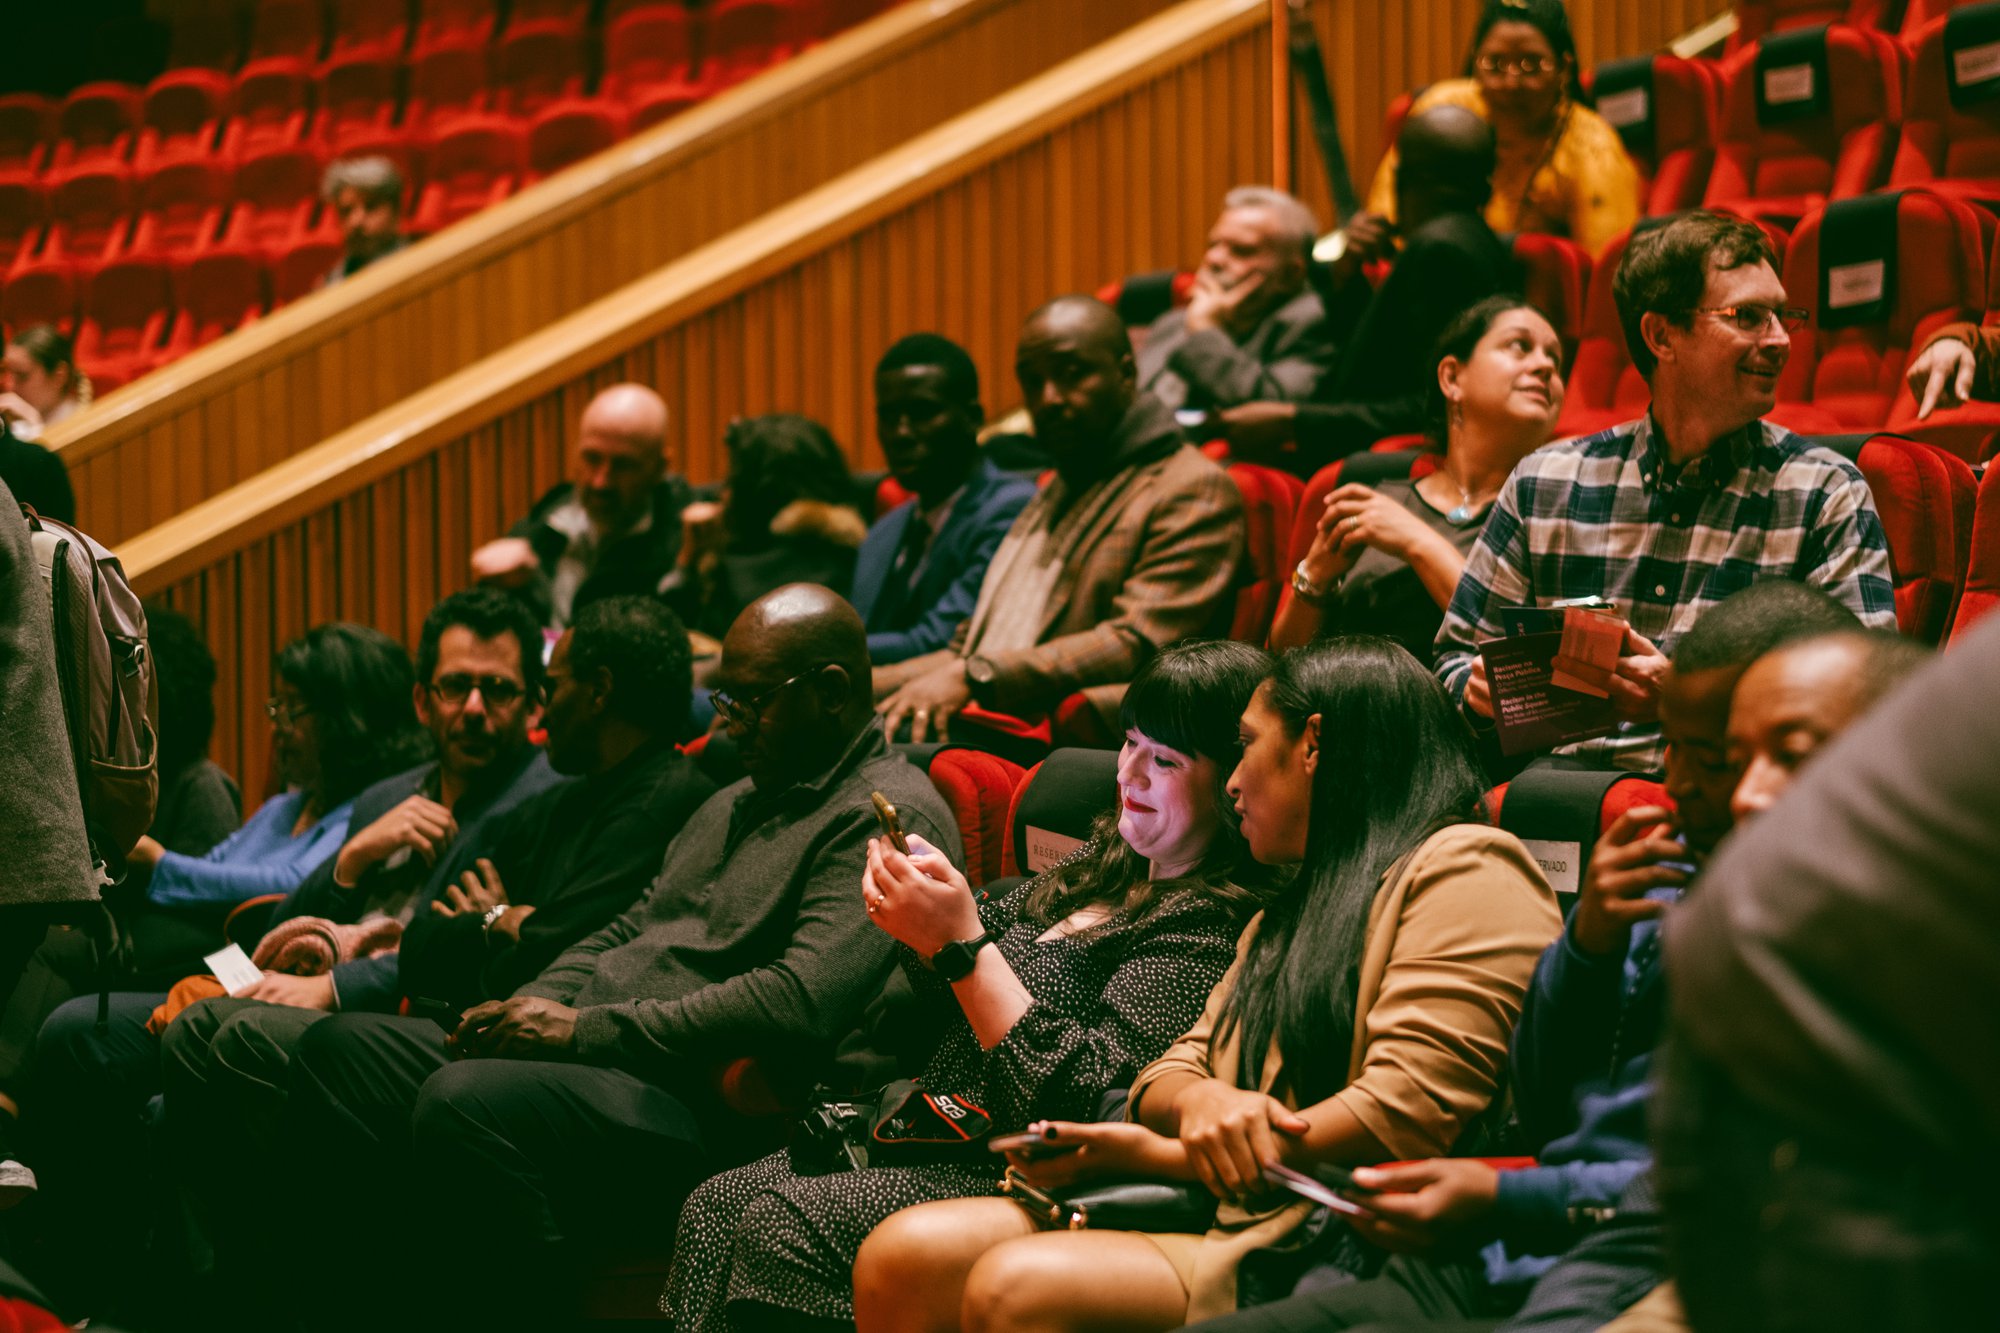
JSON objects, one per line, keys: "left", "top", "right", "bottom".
{"left": 854, "top": 638, "right": 1561, "bottom": 1333}
{"left": 661, "top": 639, "right": 1275, "bottom": 1332}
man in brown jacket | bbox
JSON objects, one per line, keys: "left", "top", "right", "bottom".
{"left": 875, "top": 296, "right": 1247, "bottom": 742}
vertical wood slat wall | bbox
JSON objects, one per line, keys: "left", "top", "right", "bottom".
{"left": 45, "top": 0, "right": 1175, "bottom": 548}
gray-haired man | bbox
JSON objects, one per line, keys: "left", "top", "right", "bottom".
{"left": 321, "top": 155, "right": 407, "bottom": 287}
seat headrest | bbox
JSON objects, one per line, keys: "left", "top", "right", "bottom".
{"left": 1815, "top": 191, "right": 1901, "bottom": 330}
{"left": 1753, "top": 25, "right": 1832, "bottom": 127}
{"left": 1593, "top": 54, "right": 1657, "bottom": 155}
{"left": 1010, "top": 748, "right": 1117, "bottom": 875}
{"left": 1945, "top": 3, "right": 2000, "bottom": 111}
{"left": 1495, "top": 767, "right": 1670, "bottom": 903}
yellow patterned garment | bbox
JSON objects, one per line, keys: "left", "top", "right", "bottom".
{"left": 1366, "top": 77, "right": 1641, "bottom": 261}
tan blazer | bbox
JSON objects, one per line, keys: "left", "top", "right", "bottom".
{"left": 1127, "top": 822, "right": 1562, "bottom": 1321}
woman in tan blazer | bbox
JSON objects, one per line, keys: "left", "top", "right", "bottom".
{"left": 853, "top": 637, "right": 1562, "bottom": 1332}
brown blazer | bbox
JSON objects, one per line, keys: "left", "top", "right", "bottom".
{"left": 1127, "top": 823, "right": 1561, "bottom": 1321}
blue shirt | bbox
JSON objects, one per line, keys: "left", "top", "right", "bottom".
{"left": 144, "top": 790, "right": 354, "bottom": 910}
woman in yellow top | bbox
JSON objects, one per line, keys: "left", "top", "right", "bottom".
{"left": 1361, "top": 0, "right": 1639, "bottom": 261}
{"left": 851, "top": 638, "right": 1561, "bottom": 1332}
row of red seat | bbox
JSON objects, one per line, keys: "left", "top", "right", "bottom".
{"left": 1732, "top": 0, "right": 1976, "bottom": 48}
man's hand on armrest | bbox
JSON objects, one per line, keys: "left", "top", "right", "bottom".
{"left": 1907, "top": 337, "right": 1976, "bottom": 420}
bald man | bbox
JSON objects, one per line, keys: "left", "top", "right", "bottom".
{"left": 281, "top": 585, "right": 961, "bottom": 1327}
{"left": 1221, "top": 105, "right": 1521, "bottom": 473}
{"left": 876, "top": 297, "right": 1246, "bottom": 746}
{"left": 471, "top": 383, "right": 692, "bottom": 627}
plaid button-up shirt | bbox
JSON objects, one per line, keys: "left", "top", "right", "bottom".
{"left": 1435, "top": 414, "right": 1897, "bottom": 772}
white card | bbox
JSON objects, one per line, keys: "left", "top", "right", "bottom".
{"left": 1597, "top": 87, "right": 1650, "bottom": 130}
{"left": 203, "top": 942, "right": 264, "bottom": 996}
{"left": 1024, "top": 826, "right": 1088, "bottom": 873}
{"left": 1827, "top": 259, "right": 1886, "bottom": 309}
{"left": 1763, "top": 64, "right": 1815, "bottom": 106}
{"left": 1954, "top": 40, "right": 2000, "bottom": 86}
{"left": 1519, "top": 838, "right": 1583, "bottom": 896}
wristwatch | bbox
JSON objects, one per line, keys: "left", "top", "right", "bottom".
{"left": 930, "top": 932, "right": 994, "bottom": 982}
{"left": 963, "top": 655, "right": 999, "bottom": 708}
{"left": 1291, "top": 560, "right": 1337, "bottom": 606}
{"left": 480, "top": 903, "right": 510, "bottom": 935}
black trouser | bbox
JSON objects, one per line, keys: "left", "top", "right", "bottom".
{"left": 1654, "top": 1035, "right": 2000, "bottom": 1333}
{"left": 287, "top": 1013, "right": 715, "bottom": 1331}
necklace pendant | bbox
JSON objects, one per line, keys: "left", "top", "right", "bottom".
{"left": 1447, "top": 503, "right": 1479, "bottom": 526}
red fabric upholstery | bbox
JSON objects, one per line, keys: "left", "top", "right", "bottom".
{"left": 0, "top": 261, "right": 76, "bottom": 335}
{"left": 1887, "top": 227, "right": 2000, "bottom": 459}
{"left": 224, "top": 58, "right": 314, "bottom": 158}
{"left": 1890, "top": 13, "right": 2000, "bottom": 207}
{"left": 0, "top": 94, "right": 55, "bottom": 174}
{"left": 223, "top": 142, "right": 324, "bottom": 259}
{"left": 411, "top": 116, "right": 525, "bottom": 234}
{"left": 527, "top": 100, "right": 629, "bottom": 182}
{"left": 1701, "top": 26, "right": 1903, "bottom": 227}
{"left": 1485, "top": 776, "right": 1673, "bottom": 833}
{"left": 1902, "top": 0, "right": 1991, "bottom": 38}
{"left": 1947, "top": 454, "right": 2000, "bottom": 639}
{"left": 627, "top": 81, "right": 709, "bottom": 132}
{"left": 1587, "top": 55, "right": 1722, "bottom": 217}
{"left": 315, "top": 51, "right": 404, "bottom": 158}
{"left": 51, "top": 83, "right": 144, "bottom": 177}
{"left": 1777, "top": 190, "right": 1988, "bottom": 432}
{"left": 604, "top": 5, "right": 700, "bottom": 103}
{"left": 136, "top": 69, "right": 231, "bottom": 175}
{"left": 249, "top": 0, "right": 329, "bottom": 63}
{"left": 270, "top": 234, "right": 346, "bottom": 303}
{"left": 1841, "top": 433, "right": 1981, "bottom": 643}
{"left": 330, "top": 0, "right": 414, "bottom": 60}
{"left": 43, "top": 163, "right": 134, "bottom": 275}
{"left": 708, "top": 0, "right": 801, "bottom": 88}
{"left": 494, "top": 20, "right": 592, "bottom": 119}
{"left": 999, "top": 760, "right": 1043, "bottom": 879}
{"left": 406, "top": 38, "right": 493, "bottom": 135}
{"left": 1733, "top": 0, "right": 1905, "bottom": 50}
{"left": 925, "top": 748, "right": 1028, "bottom": 888}
{"left": 510, "top": 0, "right": 594, "bottom": 26}
{"left": 1512, "top": 232, "right": 1590, "bottom": 365}
{"left": 414, "top": 0, "right": 500, "bottom": 50}
{"left": 1224, "top": 461, "right": 1305, "bottom": 644}
{"left": 78, "top": 254, "right": 174, "bottom": 386}
{"left": 130, "top": 159, "right": 232, "bottom": 260}
{"left": 0, "top": 176, "right": 47, "bottom": 269}
{"left": 167, "top": 10, "right": 244, "bottom": 72}
{"left": 873, "top": 473, "right": 914, "bottom": 517}
{"left": 1275, "top": 450, "right": 1441, "bottom": 631}
{"left": 170, "top": 245, "right": 267, "bottom": 351}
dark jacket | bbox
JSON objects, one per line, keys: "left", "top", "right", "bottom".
{"left": 1135, "top": 286, "right": 1334, "bottom": 410}
{"left": 664, "top": 498, "right": 869, "bottom": 639}
{"left": 151, "top": 759, "right": 242, "bottom": 857}
{"left": 1293, "top": 210, "right": 1520, "bottom": 470}
{"left": 268, "top": 745, "right": 563, "bottom": 1013}
{"left": 850, "top": 457, "right": 1038, "bottom": 664}
{"left": 398, "top": 741, "right": 717, "bottom": 1010}
{"left": 516, "top": 721, "right": 961, "bottom": 1097}
{"left": 507, "top": 477, "right": 694, "bottom": 626}
{"left": 0, "top": 431, "right": 75, "bottom": 525}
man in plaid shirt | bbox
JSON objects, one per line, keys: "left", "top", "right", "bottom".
{"left": 1435, "top": 212, "right": 1896, "bottom": 773}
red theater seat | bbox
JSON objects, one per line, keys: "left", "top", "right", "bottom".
{"left": 414, "top": 0, "right": 500, "bottom": 50}
{"left": 527, "top": 101, "right": 628, "bottom": 182}
{"left": 1489, "top": 770, "right": 1672, "bottom": 906}
{"left": 1889, "top": 221, "right": 2000, "bottom": 456}
{"left": 170, "top": 246, "right": 267, "bottom": 352}
{"left": 51, "top": 83, "right": 144, "bottom": 177}
{"left": 136, "top": 70, "right": 231, "bottom": 177}
{"left": 330, "top": 0, "right": 414, "bottom": 60}
{"left": 0, "top": 177, "right": 47, "bottom": 271}
{"left": 0, "top": 95, "right": 56, "bottom": 175}
{"left": 130, "top": 159, "right": 232, "bottom": 260}
{"left": 223, "top": 142, "right": 324, "bottom": 259}
{"left": 923, "top": 747, "right": 1026, "bottom": 888}
{"left": 1512, "top": 232, "right": 1590, "bottom": 365}
{"left": 494, "top": 20, "right": 593, "bottom": 119}
{"left": 1225, "top": 462, "right": 1304, "bottom": 644}
{"left": 1889, "top": 7, "right": 2000, "bottom": 207}
{"left": 0, "top": 262, "right": 77, "bottom": 335}
{"left": 706, "top": 0, "right": 799, "bottom": 88}
{"left": 270, "top": 234, "right": 347, "bottom": 302}
{"left": 1947, "top": 455, "right": 2000, "bottom": 638}
{"left": 1702, "top": 25, "right": 1903, "bottom": 228}
{"left": 1274, "top": 448, "right": 1441, "bottom": 633}
{"left": 249, "top": 0, "right": 329, "bottom": 63}
{"left": 77, "top": 255, "right": 175, "bottom": 386}
{"left": 1777, "top": 190, "right": 1988, "bottom": 436}
{"left": 1001, "top": 748, "right": 1114, "bottom": 880}
{"left": 43, "top": 164, "right": 135, "bottom": 274}
{"left": 224, "top": 59, "right": 314, "bottom": 159}
{"left": 1587, "top": 54, "right": 1722, "bottom": 217}
{"left": 406, "top": 38, "right": 492, "bottom": 136}
{"left": 1733, "top": 1, "right": 1905, "bottom": 50}
{"left": 508, "top": 0, "right": 591, "bottom": 27}
{"left": 603, "top": 5, "right": 700, "bottom": 105}
{"left": 316, "top": 51, "right": 405, "bottom": 157}
{"left": 167, "top": 9, "right": 244, "bottom": 72}
{"left": 410, "top": 117, "right": 525, "bottom": 234}
{"left": 1814, "top": 432, "right": 1979, "bottom": 643}
{"left": 1902, "top": 0, "right": 1993, "bottom": 38}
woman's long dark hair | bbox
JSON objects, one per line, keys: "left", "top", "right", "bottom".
{"left": 1216, "top": 638, "right": 1490, "bottom": 1105}
{"left": 276, "top": 623, "right": 431, "bottom": 810}
{"left": 1024, "top": 640, "right": 1277, "bottom": 933}
{"left": 1464, "top": 0, "right": 1587, "bottom": 106}
{"left": 147, "top": 605, "right": 218, "bottom": 778}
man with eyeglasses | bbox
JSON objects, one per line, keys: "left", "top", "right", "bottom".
{"left": 278, "top": 584, "right": 957, "bottom": 1328}
{"left": 1435, "top": 210, "right": 1896, "bottom": 775}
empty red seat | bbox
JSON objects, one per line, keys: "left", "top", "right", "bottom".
{"left": 603, "top": 5, "right": 698, "bottom": 103}
{"left": 406, "top": 38, "right": 492, "bottom": 136}
{"left": 223, "top": 143, "right": 325, "bottom": 259}
{"left": 1225, "top": 461, "right": 1305, "bottom": 643}
{"left": 316, "top": 51, "right": 405, "bottom": 157}
{"left": 414, "top": 0, "right": 500, "bottom": 49}
{"left": 1811, "top": 432, "right": 1979, "bottom": 642}
{"left": 1733, "top": 1, "right": 1905, "bottom": 50}
{"left": 706, "top": 0, "right": 799, "bottom": 88}
{"left": 249, "top": 0, "right": 328, "bottom": 63}
{"left": 921, "top": 747, "right": 1026, "bottom": 888}
{"left": 136, "top": 69, "right": 232, "bottom": 176}
{"left": 51, "top": 83, "right": 144, "bottom": 177}
{"left": 627, "top": 81, "right": 708, "bottom": 133}
{"left": 1512, "top": 232, "right": 1591, "bottom": 367}
{"left": 493, "top": 20, "right": 593, "bottom": 119}
{"left": 169, "top": 245, "right": 268, "bottom": 353}
{"left": 330, "top": 0, "right": 412, "bottom": 59}
{"left": 1587, "top": 54, "right": 1722, "bottom": 217}
{"left": 0, "top": 95, "right": 56, "bottom": 175}
{"left": 43, "top": 163, "right": 135, "bottom": 274}
{"left": 1777, "top": 190, "right": 1988, "bottom": 437}
{"left": 1948, "top": 453, "right": 2000, "bottom": 638}
{"left": 1557, "top": 213, "right": 1792, "bottom": 439}
{"left": 77, "top": 254, "right": 175, "bottom": 387}
{"left": 270, "top": 233, "right": 347, "bottom": 303}
{"left": 166, "top": 7, "right": 245, "bottom": 72}
{"left": 1, "top": 261, "right": 79, "bottom": 335}
{"left": 527, "top": 100, "right": 628, "bottom": 182}
{"left": 225, "top": 58, "right": 315, "bottom": 158}
{"left": 410, "top": 117, "right": 524, "bottom": 234}
{"left": 1901, "top": 0, "right": 1990, "bottom": 38}
{"left": 507, "top": 0, "right": 591, "bottom": 27}
{"left": 1702, "top": 25, "right": 1904, "bottom": 228}
{"left": 1888, "top": 7, "right": 2000, "bottom": 207}
{"left": 0, "top": 176, "right": 47, "bottom": 270}
{"left": 130, "top": 159, "right": 233, "bottom": 261}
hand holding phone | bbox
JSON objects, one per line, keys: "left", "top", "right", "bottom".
{"left": 1262, "top": 1162, "right": 1372, "bottom": 1216}
{"left": 989, "top": 1129, "right": 1085, "bottom": 1161}
{"left": 870, "top": 792, "right": 911, "bottom": 856}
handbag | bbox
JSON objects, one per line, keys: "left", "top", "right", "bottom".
{"left": 788, "top": 1079, "right": 995, "bottom": 1174}
{"left": 1001, "top": 1168, "right": 1219, "bottom": 1233}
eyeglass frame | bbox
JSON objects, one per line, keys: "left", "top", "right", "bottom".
{"left": 1474, "top": 53, "right": 1557, "bottom": 78}
{"left": 425, "top": 674, "right": 533, "bottom": 708}
{"left": 1688, "top": 304, "right": 1811, "bottom": 336}
{"left": 264, "top": 696, "right": 313, "bottom": 729}
{"left": 710, "top": 664, "right": 836, "bottom": 732}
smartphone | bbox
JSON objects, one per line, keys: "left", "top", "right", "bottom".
{"left": 989, "top": 1130, "right": 1083, "bottom": 1160}
{"left": 1263, "top": 1162, "right": 1371, "bottom": 1216}
{"left": 870, "top": 791, "right": 911, "bottom": 855}
{"left": 406, "top": 996, "right": 462, "bottom": 1030}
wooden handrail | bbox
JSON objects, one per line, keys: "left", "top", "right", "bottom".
{"left": 45, "top": 0, "right": 1173, "bottom": 546}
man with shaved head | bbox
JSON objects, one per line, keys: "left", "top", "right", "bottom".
{"left": 471, "top": 382, "right": 691, "bottom": 626}
{"left": 280, "top": 585, "right": 960, "bottom": 1326}
{"left": 875, "top": 296, "right": 1245, "bottom": 745}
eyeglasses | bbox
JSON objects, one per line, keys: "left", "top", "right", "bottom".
{"left": 428, "top": 675, "right": 530, "bottom": 707}
{"left": 1691, "top": 304, "right": 1810, "bottom": 335}
{"left": 265, "top": 697, "right": 312, "bottom": 728}
{"left": 710, "top": 665, "right": 832, "bottom": 731}
{"left": 1475, "top": 54, "right": 1556, "bottom": 77}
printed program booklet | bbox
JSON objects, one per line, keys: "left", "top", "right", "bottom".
{"left": 1479, "top": 603, "right": 1626, "bottom": 756}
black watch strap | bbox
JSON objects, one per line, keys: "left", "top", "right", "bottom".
{"left": 931, "top": 932, "right": 994, "bottom": 982}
